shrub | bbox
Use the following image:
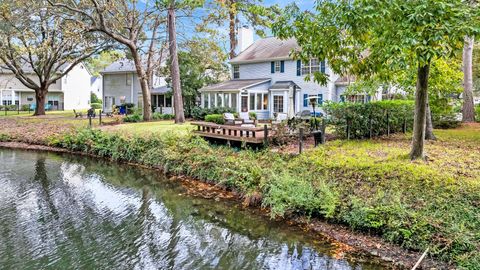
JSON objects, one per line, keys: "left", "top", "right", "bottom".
{"left": 152, "top": 112, "right": 175, "bottom": 120}
{"left": 123, "top": 113, "right": 142, "bottom": 123}
{"left": 191, "top": 106, "right": 235, "bottom": 120}
{"left": 91, "top": 103, "right": 102, "bottom": 110}
{"left": 432, "top": 112, "right": 461, "bottom": 129}
{"left": 21, "top": 104, "right": 30, "bottom": 111}
{"left": 249, "top": 112, "right": 257, "bottom": 120}
{"left": 323, "top": 100, "right": 415, "bottom": 139}
{"left": 475, "top": 104, "right": 480, "bottom": 121}
{"left": 205, "top": 114, "right": 225, "bottom": 124}
{"left": 91, "top": 93, "right": 102, "bottom": 104}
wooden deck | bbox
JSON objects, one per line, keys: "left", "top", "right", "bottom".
{"left": 191, "top": 121, "right": 272, "bottom": 144}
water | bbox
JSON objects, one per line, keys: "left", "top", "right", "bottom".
{"left": 0, "top": 149, "right": 389, "bottom": 270}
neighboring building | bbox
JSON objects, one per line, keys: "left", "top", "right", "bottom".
{"left": 90, "top": 76, "right": 103, "bottom": 100}
{"left": 100, "top": 60, "right": 173, "bottom": 113}
{"left": 0, "top": 63, "right": 91, "bottom": 110}
{"left": 200, "top": 27, "right": 380, "bottom": 120}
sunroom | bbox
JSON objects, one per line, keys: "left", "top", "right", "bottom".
{"left": 199, "top": 79, "right": 272, "bottom": 120}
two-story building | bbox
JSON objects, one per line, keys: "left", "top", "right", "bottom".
{"left": 0, "top": 63, "right": 92, "bottom": 110}
{"left": 200, "top": 27, "right": 379, "bottom": 120}
{"left": 101, "top": 60, "right": 173, "bottom": 114}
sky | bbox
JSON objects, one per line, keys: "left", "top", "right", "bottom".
{"left": 264, "top": 0, "right": 315, "bottom": 10}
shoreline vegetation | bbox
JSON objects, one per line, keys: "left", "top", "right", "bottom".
{"left": 1, "top": 116, "right": 479, "bottom": 268}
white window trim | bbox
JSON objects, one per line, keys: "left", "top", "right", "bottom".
{"left": 275, "top": 61, "right": 281, "bottom": 72}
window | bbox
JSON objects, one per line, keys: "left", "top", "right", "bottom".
{"left": 224, "top": 93, "right": 230, "bottom": 108}
{"left": 209, "top": 94, "right": 215, "bottom": 108}
{"left": 216, "top": 93, "right": 222, "bottom": 107}
{"left": 233, "top": 65, "right": 240, "bottom": 79}
{"left": 203, "top": 93, "right": 209, "bottom": 108}
{"left": 301, "top": 59, "right": 325, "bottom": 75}
{"left": 249, "top": 93, "right": 255, "bottom": 110}
{"left": 273, "top": 95, "right": 284, "bottom": 113}
{"left": 231, "top": 93, "right": 237, "bottom": 111}
{"left": 263, "top": 94, "right": 268, "bottom": 110}
{"left": 275, "top": 61, "right": 281, "bottom": 72}
{"left": 126, "top": 74, "right": 132, "bottom": 86}
{"left": 342, "top": 94, "right": 366, "bottom": 103}
{"left": 2, "top": 100, "right": 12, "bottom": 105}
{"left": 249, "top": 93, "right": 268, "bottom": 111}
{"left": 27, "top": 96, "right": 34, "bottom": 102}
{"left": 165, "top": 96, "right": 172, "bottom": 107}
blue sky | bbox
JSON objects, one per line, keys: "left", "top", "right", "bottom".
{"left": 264, "top": 0, "right": 315, "bottom": 10}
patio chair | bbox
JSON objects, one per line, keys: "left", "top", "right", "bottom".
{"left": 297, "top": 110, "right": 311, "bottom": 119}
{"left": 239, "top": 112, "right": 255, "bottom": 125}
{"left": 73, "top": 109, "right": 83, "bottom": 118}
{"left": 223, "top": 113, "right": 242, "bottom": 125}
{"left": 272, "top": 113, "right": 288, "bottom": 125}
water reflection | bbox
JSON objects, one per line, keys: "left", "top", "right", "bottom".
{"left": 0, "top": 150, "right": 386, "bottom": 270}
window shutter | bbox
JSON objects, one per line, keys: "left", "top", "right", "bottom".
{"left": 366, "top": 95, "right": 371, "bottom": 102}
{"left": 297, "top": 60, "right": 301, "bottom": 76}
{"left": 280, "top": 61, "right": 285, "bottom": 73}
{"left": 303, "top": 94, "right": 308, "bottom": 107}
{"left": 340, "top": 95, "right": 345, "bottom": 102}
{"left": 317, "top": 94, "right": 323, "bottom": 105}
{"left": 271, "top": 62, "right": 275, "bottom": 73}
{"left": 321, "top": 61, "right": 326, "bottom": 73}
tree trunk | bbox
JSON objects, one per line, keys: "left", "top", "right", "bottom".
{"left": 425, "top": 95, "right": 436, "bottom": 140}
{"left": 168, "top": 7, "right": 185, "bottom": 124}
{"left": 228, "top": 0, "right": 237, "bottom": 59}
{"left": 462, "top": 36, "right": 475, "bottom": 122}
{"left": 34, "top": 87, "right": 47, "bottom": 116}
{"left": 410, "top": 63, "right": 430, "bottom": 160}
{"left": 131, "top": 50, "right": 152, "bottom": 121}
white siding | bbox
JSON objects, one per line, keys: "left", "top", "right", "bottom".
{"left": 235, "top": 60, "right": 340, "bottom": 109}
{"left": 62, "top": 63, "right": 91, "bottom": 110}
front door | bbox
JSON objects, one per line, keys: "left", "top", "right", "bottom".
{"left": 104, "top": 96, "right": 115, "bottom": 112}
{"left": 241, "top": 95, "right": 248, "bottom": 112}
{"left": 273, "top": 95, "right": 285, "bottom": 114}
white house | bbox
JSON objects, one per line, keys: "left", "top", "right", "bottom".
{"left": 0, "top": 62, "right": 92, "bottom": 110}
{"left": 101, "top": 60, "right": 173, "bottom": 114}
{"left": 90, "top": 76, "right": 103, "bottom": 100}
{"left": 200, "top": 27, "right": 380, "bottom": 120}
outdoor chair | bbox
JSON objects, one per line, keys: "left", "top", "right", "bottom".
{"left": 87, "top": 108, "right": 96, "bottom": 118}
{"left": 223, "top": 113, "right": 243, "bottom": 125}
{"left": 73, "top": 109, "right": 83, "bottom": 118}
{"left": 239, "top": 112, "right": 255, "bottom": 125}
{"left": 272, "top": 113, "right": 288, "bottom": 125}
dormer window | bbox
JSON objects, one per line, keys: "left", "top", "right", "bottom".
{"left": 233, "top": 65, "right": 240, "bottom": 79}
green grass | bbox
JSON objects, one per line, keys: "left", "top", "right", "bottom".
{"left": 102, "top": 120, "right": 195, "bottom": 136}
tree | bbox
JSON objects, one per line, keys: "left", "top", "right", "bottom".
{"left": 50, "top": 0, "right": 167, "bottom": 121}
{"left": 85, "top": 50, "right": 125, "bottom": 77}
{"left": 462, "top": 36, "right": 476, "bottom": 122}
{"left": 273, "top": 0, "right": 479, "bottom": 160}
{"left": 0, "top": 0, "right": 106, "bottom": 115}
{"left": 165, "top": 38, "right": 228, "bottom": 116}
{"left": 203, "top": 0, "right": 280, "bottom": 59}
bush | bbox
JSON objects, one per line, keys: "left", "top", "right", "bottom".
{"left": 432, "top": 112, "right": 461, "bottom": 129}
{"left": 91, "top": 93, "right": 102, "bottom": 104}
{"left": 249, "top": 112, "right": 257, "bottom": 120}
{"left": 21, "top": 104, "right": 30, "bottom": 111}
{"left": 91, "top": 103, "right": 102, "bottom": 110}
{"left": 191, "top": 106, "right": 235, "bottom": 120}
{"left": 123, "top": 113, "right": 142, "bottom": 123}
{"left": 205, "top": 114, "right": 225, "bottom": 124}
{"left": 323, "top": 100, "right": 415, "bottom": 139}
{"left": 476, "top": 105, "right": 480, "bottom": 121}
{"left": 152, "top": 112, "right": 175, "bottom": 120}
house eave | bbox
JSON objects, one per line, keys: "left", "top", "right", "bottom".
{"left": 229, "top": 57, "right": 292, "bottom": 65}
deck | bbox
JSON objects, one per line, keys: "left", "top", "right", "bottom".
{"left": 191, "top": 121, "right": 272, "bottom": 144}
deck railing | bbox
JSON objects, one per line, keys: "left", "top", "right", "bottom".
{"left": 191, "top": 121, "right": 271, "bottom": 144}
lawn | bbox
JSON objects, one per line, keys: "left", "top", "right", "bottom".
{"left": 101, "top": 120, "right": 195, "bottom": 136}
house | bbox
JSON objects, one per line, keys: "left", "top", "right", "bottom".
{"left": 90, "top": 76, "right": 103, "bottom": 100}
{"left": 100, "top": 60, "right": 173, "bottom": 114}
{"left": 0, "top": 62, "right": 92, "bottom": 110}
{"left": 200, "top": 27, "right": 380, "bottom": 120}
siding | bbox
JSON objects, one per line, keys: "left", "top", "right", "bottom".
{"left": 235, "top": 60, "right": 340, "bottom": 107}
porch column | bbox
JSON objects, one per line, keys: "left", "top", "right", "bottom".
{"left": 11, "top": 90, "right": 15, "bottom": 105}
{"left": 0, "top": 90, "right": 3, "bottom": 105}
{"left": 288, "top": 87, "right": 295, "bottom": 117}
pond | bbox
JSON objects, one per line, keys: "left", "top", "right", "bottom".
{"left": 0, "top": 149, "right": 390, "bottom": 269}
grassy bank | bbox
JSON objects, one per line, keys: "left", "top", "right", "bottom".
{"left": 1, "top": 117, "right": 479, "bottom": 267}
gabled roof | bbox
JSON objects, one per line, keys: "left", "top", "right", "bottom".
{"left": 230, "top": 37, "right": 299, "bottom": 64}
{"left": 200, "top": 79, "right": 271, "bottom": 92}
{"left": 335, "top": 75, "right": 356, "bottom": 86}
{"left": 101, "top": 59, "right": 137, "bottom": 74}
{"left": 152, "top": 85, "right": 170, "bottom": 94}
{"left": 269, "top": 81, "right": 301, "bottom": 90}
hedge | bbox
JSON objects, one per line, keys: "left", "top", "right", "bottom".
{"left": 205, "top": 114, "right": 225, "bottom": 124}
{"left": 91, "top": 103, "right": 102, "bottom": 109}
{"left": 323, "top": 100, "right": 415, "bottom": 139}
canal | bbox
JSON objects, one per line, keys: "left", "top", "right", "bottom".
{"left": 0, "top": 149, "right": 389, "bottom": 269}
